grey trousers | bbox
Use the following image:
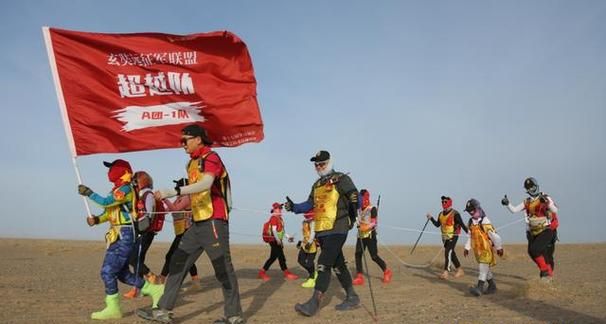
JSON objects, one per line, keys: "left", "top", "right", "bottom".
{"left": 158, "top": 219, "right": 242, "bottom": 318}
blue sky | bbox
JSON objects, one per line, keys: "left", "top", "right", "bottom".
{"left": 1, "top": 1, "right": 604, "bottom": 245}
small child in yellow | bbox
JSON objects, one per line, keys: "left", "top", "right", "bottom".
{"left": 463, "top": 198, "right": 504, "bottom": 297}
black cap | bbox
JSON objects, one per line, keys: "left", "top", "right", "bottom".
{"left": 465, "top": 198, "right": 480, "bottom": 212}
{"left": 441, "top": 196, "right": 451, "bottom": 201}
{"left": 181, "top": 124, "right": 213, "bottom": 145}
{"left": 103, "top": 159, "right": 131, "bottom": 169}
{"left": 310, "top": 150, "right": 330, "bottom": 162}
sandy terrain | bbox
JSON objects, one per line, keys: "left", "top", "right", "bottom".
{"left": 0, "top": 238, "right": 604, "bottom": 323}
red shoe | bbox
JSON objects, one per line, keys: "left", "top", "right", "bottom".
{"left": 382, "top": 268, "right": 393, "bottom": 284}
{"left": 258, "top": 269, "right": 270, "bottom": 282}
{"left": 352, "top": 272, "right": 364, "bottom": 286}
{"left": 284, "top": 269, "right": 299, "bottom": 280}
{"left": 123, "top": 287, "right": 139, "bottom": 299}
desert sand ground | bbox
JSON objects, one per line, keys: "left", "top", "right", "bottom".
{"left": 0, "top": 238, "right": 604, "bottom": 323}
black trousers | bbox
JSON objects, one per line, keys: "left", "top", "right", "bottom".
{"left": 527, "top": 229, "right": 557, "bottom": 269}
{"left": 315, "top": 233, "right": 353, "bottom": 293}
{"left": 161, "top": 233, "right": 198, "bottom": 277}
{"left": 297, "top": 249, "right": 317, "bottom": 278}
{"left": 443, "top": 236, "right": 461, "bottom": 270}
{"left": 354, "top": 231, "right": 387, "bottom": 274}
{"left": 263, "top": 240, "right": 288, "bottom": 271}
{"left": 128, "top": 231, "right": 155, "bottom": 276}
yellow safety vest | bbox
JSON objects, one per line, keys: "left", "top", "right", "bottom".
{"left": 525, "top": 197, "right": 549, "bottom": 236}
{"left": 301, "top": 221, "right": 317, "bottom": 253}
{"left": 358, "top": 205, "right": 374, "bottom": 239}
{"left": 187, "top": 152, "right": 230, "bottom": 222}
{"left": 469, "top": 220, "right": 496, "bottom": 266}
{"left": 313, "top": 181, "right": 340, "bottom": 232}
{"left": 438, "top": 210, "right": 455, "bottom": 240}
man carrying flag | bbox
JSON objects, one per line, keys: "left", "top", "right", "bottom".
{"left": 138, "top": 124, "right": 244, "bottom": 324}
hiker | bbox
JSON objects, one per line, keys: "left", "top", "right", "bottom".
{"left": 426, "top": 195, "right": 468, "bottom": 279}
{"left": 77, "top": 159, "right": 163, "bottom": 320}
{"left": 297, "top": 210, "right": 319, "bottom": 288}
{"left": 352, "top": 189, "right": 392, "bottom": 286}
{"left": 160, "top": 179, "right": 199, "bottom": 287}
{"left": 501, "top": 177, "right": 559, "bottom": 280}
{"left": 463, "top": 198, "right": 504, "bottom": 297}
{"left": 138, "top": 124, "right": 244, "bottom": 324}
{"left": 258, "top": 203, "right": 299, "bottom": 281}
{"left": 124, "top": 171, "right": 164, "bottom": 298}
{"left": 285, "top": 150, "right": 361, "bottom": 317}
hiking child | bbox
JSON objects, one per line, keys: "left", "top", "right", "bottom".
{"left": 77, "top": 159, "right": 163, "bottom": 320}
{"left": 259, "top": 202, "right": 299, "bottom": 281}
{"left": 297, "top": 211, "right": 319, "bottom": 288}
{"left": 463, "top": 198, "right": 504, "bottom": 297}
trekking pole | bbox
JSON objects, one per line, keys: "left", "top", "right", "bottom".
{"left": 362, "top": 194, "right": 382, "bottom": 321}
{"left": 410, "top": 218, "right": 430, "bottom": 255}
{"left": 360, "top": 235, "right": 378, "bottom": 321}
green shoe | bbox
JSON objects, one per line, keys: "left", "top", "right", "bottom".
{"left": 301, "top": 277, "right": 316, "bottom": 288}
{"left": 91, "top": 293, "right": 122, "bottom": 320}
{"left": 140, "top": 280, "right": 165, "bottom": 308}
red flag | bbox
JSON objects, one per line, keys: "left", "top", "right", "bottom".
{"left": 44, "top": 27, "right": 263, "bottom": 156}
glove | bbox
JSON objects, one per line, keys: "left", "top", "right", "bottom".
{"left": 78, "top": 184, "right": 93, "bottom": 196}
{"left": 304, "top": 242, "right": 313, "bottom": 250}
{"left": 501, "top": 195, "right": 509, "bottom": 206}
{"left": 296, "top": 241, "right": 302, "bottom": 249}
{"left": 172, "top": 178, "right": 188, "bottom": 196}
{"left": 426, "top": 213, "right": 432, "bottom": 220}
{"left": 86, "top": 216, "right": 96, "bottom": 227}
{"left": 464, "top": 249, "right": 469, "bottom": 257}
{"left": 497, "top": 249, "right": 504, "bottom": 257}
{"left": 284, "top": 196, "right": 294, "bottom": 212}
{"left": 288, "top": 236, "right": 295, "bottom": 243}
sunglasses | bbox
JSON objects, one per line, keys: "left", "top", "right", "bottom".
{"left": 314, "top": 162, "right": 327, "bottom": 167}
{"left": 180, "top": 136, "right": 195, "bottom": 145}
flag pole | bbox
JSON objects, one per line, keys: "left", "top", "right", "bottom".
{"left": 43, "top": 26, "right": 92, "bottom": 216}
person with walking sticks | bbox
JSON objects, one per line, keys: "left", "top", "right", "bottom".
{"left": 426, "top": 195, "right": 468, "bottom": 280}
{"left": 284, "top": 150, "right": 361, "bottom": 317}
{"left": 352, "top": 189, "right": 392, "bottom": 286}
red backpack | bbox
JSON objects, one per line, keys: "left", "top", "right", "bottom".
{"left": 262, "top": 219, "right": 274, "bottom": 243}
{"left": 136, "top": 191, "right": 166, "bottom": 233}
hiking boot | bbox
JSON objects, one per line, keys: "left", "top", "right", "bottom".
{"left": 469, "top": 280, "right": 485, "bottom": 297}
{"left": 140, "top": 280, "right": 165, "bottom": 308}
{"left": 213, "top": 315, "right": 246, "bottom": 324}
{"left": 284, "top": 269, "right": 299, "bottom": 280}
{"left": 136, "top": 307, "right": 172, "bottom": 323}
{"left": 258, "top": 269, "right": 270, "bottom": 282}
{"left": 123, "top": 287, "right": 139, "bottom": 299}
{"left": 454, "top": 267, "right": 465, "bottom": 278}
{"left": 91, "top": 293, "right": 122, "bottom": 320}
{"left": 352, "top": 272, "right": 364, "bottom": 286}
{"left": 485, "top": 279, "right": 497, "bottom": 294}
{"left": 439, "top": 270, "right": 449, "bottom": 280}
{"left": 295, "top": 290, "right": 322, "bottom": 316}
{"left": 335, "top": 286, "right": 360, "bottom": 311}
{"left": 382, "top": 268, "right": 393, "bottom": 283}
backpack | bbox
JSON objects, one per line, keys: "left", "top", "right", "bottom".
{"left": 262, "top": 219, "right": 274, "bottom": 243}
{"left": 135, "top": 190, "right": 166, "bottom": 233}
